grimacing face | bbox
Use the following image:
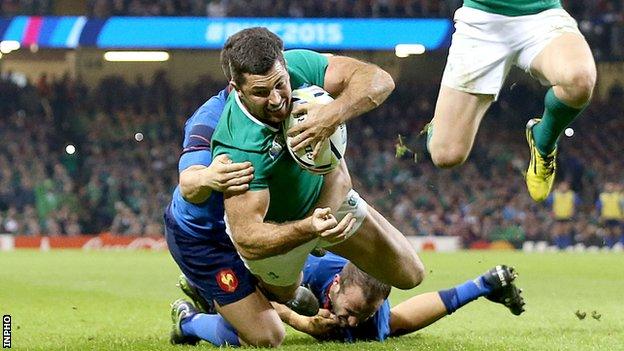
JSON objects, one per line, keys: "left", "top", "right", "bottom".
{"left": 234, "top": 60, "right": 292, "bottom": 125}
{"left": 329, "top": 280, "right": 384, "bottom": 328}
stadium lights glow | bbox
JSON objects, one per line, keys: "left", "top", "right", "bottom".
{"left": 395, "top": 44, "right": 426, "bottom": 58}
{"left": 0, "top": 40, "right": 20, "bottom": 54}
{"left": 103, "top": 51, "right": 170, "bottom": 62}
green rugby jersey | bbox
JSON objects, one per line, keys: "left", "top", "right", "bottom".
{"left": 463, "top": 0, "right": 562, "bottom": 16}
{"left": 212, "top": 49, "right": 329, "bottom": 223}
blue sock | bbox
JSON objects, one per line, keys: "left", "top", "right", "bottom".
{"left": 438, "top": 276, "right": 493, "bottom": 314}
{"left": 181, "top": 313, "right": 240, "bottom": 346}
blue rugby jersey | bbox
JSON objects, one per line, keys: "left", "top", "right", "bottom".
{"left": 302, "top": 253, "right": 392, "bottom": 342}
{"left": 169, "top": 88, "right": 230, "bottom": 238}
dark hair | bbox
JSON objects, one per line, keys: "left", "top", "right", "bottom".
{"left": 221, "top": 27, "right": 284, "bottom": 86}
{"left": 339, "top": 262, "right": 391, "bottom": 303}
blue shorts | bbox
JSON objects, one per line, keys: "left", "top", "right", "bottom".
{"left": 164, "top": 206, "right": 257, "bottom": 307}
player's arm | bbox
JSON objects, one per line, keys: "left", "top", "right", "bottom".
{"left": 272, "top": 303, "right": 340, "bottom": 340}
{"left": 179, "top": 155, "right": 254, "bottom": 204}
{"left": 288, "top": 55, "right": 395, "bottom": 153}
{"left": 223, "top": 189, "right": 355, "bottom": 260}
{"left": 322, "top": 55, "right": 395, "bottom": 122}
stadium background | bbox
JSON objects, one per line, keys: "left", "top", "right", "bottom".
{"left": 1, "top": 0, "right": 622, "bottom": 251}
{"left": 1, "top": 1, "right": 623, "bottom": 351}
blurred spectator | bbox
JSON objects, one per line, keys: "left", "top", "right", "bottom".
{"left": 546, "top": 181, "right": 579, "bottom": 248}
{"left": 596, "top": 182, "right": 623, "bottom": 247}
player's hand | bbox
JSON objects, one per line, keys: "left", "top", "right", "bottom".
{"left": 206, "top": 154, "right": 254, "bottom": 193}
{"left": 306, "top": 309, "right": 340, "bottom": 338}
{"left": 310, "top": 208, "right": 338, "bottom": 232}
{"left": 287, "top": 102, "right": 339, "bottom": 158}
{"left": 311, "top": 208, "right": 356, "bottom": 243}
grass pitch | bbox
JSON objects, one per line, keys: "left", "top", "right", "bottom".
{"left": 1, "top": 250, "right": 623, "bottom": 350}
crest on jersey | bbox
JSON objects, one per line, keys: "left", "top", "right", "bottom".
{"left": 269, "top": 133, "right": 285, "bottom": 160}
{"left": 216, "top": 268, "right": 239, "bottom": 293}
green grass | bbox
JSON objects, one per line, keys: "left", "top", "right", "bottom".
{"left": 2, "top": 250, "right": 623, "bottom": 350}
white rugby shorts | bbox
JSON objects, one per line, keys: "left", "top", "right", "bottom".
{"left": 227, "top": 189, "right": 368, "bottom": 287}
{"left": 441, "top": 7, "right": 583, "bottom": 99}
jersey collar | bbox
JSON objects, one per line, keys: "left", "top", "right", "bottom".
{"left": 233, "top": 90, "right": 279, "bottom": 133}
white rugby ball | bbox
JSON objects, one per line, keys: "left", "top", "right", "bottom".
{"left": 284, "top": 86, "right": 347, "bottom": 175}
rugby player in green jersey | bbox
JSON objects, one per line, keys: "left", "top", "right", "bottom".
{"left": 426, "top": 0, "right": 596, "bottom": 202}
{"left": 211, "top": 28, "right": 425, "bottom": 318}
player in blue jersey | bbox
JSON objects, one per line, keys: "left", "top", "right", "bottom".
{"left": 165, "top": 30, "right": 357, "bottom": 348}
{"left": 274, "top": 252, "right": 525, "bottom": 342}
{"left": 174, "top": 252, "right": 525, "bottom": 344}
{"left": 166, "top": 86, "right": 353, "bottom": 347}
{"left": 166, "top": 27, "right": 425, "bottom": 348}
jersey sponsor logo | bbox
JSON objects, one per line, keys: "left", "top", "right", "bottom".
{"left": 269, "top": 134, "right": 286, "bottom": 160}
{"left": 216, "top": 268, "right": 239, "bottom": 293}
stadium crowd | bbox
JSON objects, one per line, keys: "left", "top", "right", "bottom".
{"left": 0, "top": 67, "right": 622, "bottom": 248}
{"left": 1, "top": 0, "right": 622, "bottom": 59}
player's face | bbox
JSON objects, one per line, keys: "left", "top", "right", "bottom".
{"left": 235, "top": 60, "right": 292, "bottom": 125}
{"left": 330, "top": 285, "right": 383, "bottom": 328}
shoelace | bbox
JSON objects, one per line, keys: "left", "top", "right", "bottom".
{"left": 541, "top": 155, "right": 555, "bottom": 175}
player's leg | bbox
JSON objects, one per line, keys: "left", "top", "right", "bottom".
{"left": 389, "top": 265, "right": 525, "bottom": 337}
{"left": 428, "top": 6, "right": 512, "bottom": 168}
{"left": 171, "top": 289, "right": 284, "bottom": 347}
{"left": 327, "top": 201, "right": 425, "bottom": 290}
{"left": 212, "top": 288, "right": 285, "bottom": 347}
{"left": 164, "top": 210, "right": 284, "bottom": 347}
{"left": 520, "top": 12, "right": 596, "bottom": 201}
{"left": 530, "top": 33, "right": 596, "bottom": 152}
{"left": 429, "top": 87, "right": 493, "bottom": 167}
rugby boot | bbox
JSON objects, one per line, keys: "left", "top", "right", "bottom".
{"left": 483, "top": 265, "right": 526, "bottom": 316}
{"left": 285, "top": 286, "right": 320, "bottom": 317}
{"left": 177, "top": 274, "right": 217, "bottom": 314}
{"left": 525, "top": 118, "right": 557, "bottom": 202}
{"left": 170, "top": 299, "right": 200, "bottom": 345}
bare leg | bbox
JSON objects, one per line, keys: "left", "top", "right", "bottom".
{"left": 215, "top": 287, "right": 285, "bottom": 347}
{"left": 530, "top": 33, "right": 596, "bottom": 108}
{"left": 256, "top": 275, "right": 302, "bottom": 304}
{"left": 329, "top": 205, "right": 425, "bottom": 289}
{"left": 429, "top": 86, "right": 494, "bottom": 168}
{"left": 389, "top": 292, "right": 448, "bottom": 337}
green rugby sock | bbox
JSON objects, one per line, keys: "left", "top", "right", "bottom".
{"left": 532, "top": 88, "right": 585, "bottom": 156}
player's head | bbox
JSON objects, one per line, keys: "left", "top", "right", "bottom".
{"left": 328, "top": 262, "right": 391, "bottom": 328}
{"left": 222, "top": 27, "right": 292, "bottom": 124}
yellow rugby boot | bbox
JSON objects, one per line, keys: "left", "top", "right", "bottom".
{"left": 525, "top": 118, "right": 557, "bottom": 202}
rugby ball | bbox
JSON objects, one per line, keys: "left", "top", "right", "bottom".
{"left": 284, "top": 86, "right": 347, "bottom": 175}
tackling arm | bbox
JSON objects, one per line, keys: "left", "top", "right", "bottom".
{"left": 179, "top": 155, "right": 254, "bottom": 204}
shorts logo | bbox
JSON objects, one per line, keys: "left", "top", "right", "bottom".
{"left": 216, "top": 269, "right": 238, "bottom": 293}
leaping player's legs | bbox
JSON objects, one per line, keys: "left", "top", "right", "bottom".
{"left": 428, "top": 7, "right": 511, "bottom": 168}
{"left": 517, "top": 11, "right": 596, "bottom": 201}
{"left": 328, "top": 204, "right": 425, "bottom": 290}
{"left": 429, "top": 87, "right": 494, "bottom": 167}
{"left": 528, "top": 32, "right": 596, "bottom": 156}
